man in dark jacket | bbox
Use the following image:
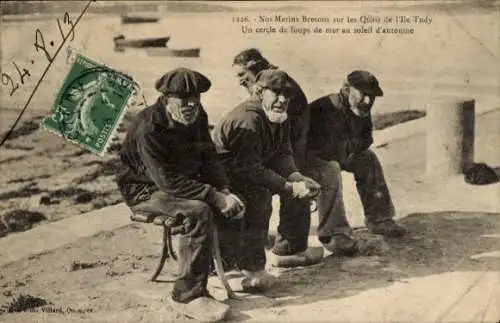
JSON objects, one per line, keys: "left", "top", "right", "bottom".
{"left": 231, "top": 48, "right": 324, "bottom": 267}
{"left": 115, "top": 67, "right": 244, "bottom": 322}
{"left": 307, "top": 70, "right": 407, "bottom": 240}
{"left": 213, "top": 69, "right": 324, "bottom": 277}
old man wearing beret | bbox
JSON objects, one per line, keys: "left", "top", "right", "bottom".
{"left": 115, "top": 67, "right": 244, "bottom": 322}
{"left": 306, "top": 70, "right": 407, "bottom": 252}
{"left": 212, "top": 69, "right": 324, "bottom": 285}
{"left": 231, "top": 48, "right": 329, "bottom": 268}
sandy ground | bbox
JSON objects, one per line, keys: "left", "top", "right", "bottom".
{"left": 0, "top": 2, "right": 499, "bottom": 322}
{"left": 0, "top": 211, "right": 498, "bottom": 322}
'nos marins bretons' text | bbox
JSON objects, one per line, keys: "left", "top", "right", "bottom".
{"left": 250, "top": 15, "right": 428, "bottom": 34}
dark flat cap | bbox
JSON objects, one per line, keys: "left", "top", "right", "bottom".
{"left": 155, "top": 67, "right": 211, "bottom": 95}
{"left": 256, "top": 69, "right": 294, "bottom": 94}
{"left": 347, "top": 70, "right": 383, "bottom": 97}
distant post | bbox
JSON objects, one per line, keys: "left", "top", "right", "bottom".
{"left": 426, "top": 98, "right": 475, "bottom": 177}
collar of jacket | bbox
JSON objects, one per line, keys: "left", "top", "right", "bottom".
{"left": 328, "top": 93, "right": 348, "bottom": 113}
{"left": 242, "top": 97, "right": 268, "bottom": 116}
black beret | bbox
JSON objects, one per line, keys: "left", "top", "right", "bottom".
{"left": 256, "top": 69, "right": 294, "bottom": 94}
{"left": 155, "top": 67, "right": 211, "bottom": 95}
{"left": 347, "top": 70, "right": 383, "bottom": 97}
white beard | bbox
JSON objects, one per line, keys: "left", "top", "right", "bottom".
{"left": 264, "top": 110, "right": 288, "bottom": 124}
{"left": 166, "top": 103, "right": 199, "bottom": 125}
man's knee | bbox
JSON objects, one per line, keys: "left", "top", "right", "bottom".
{"left": 303, "top": 158, "right": 342, "bottom": 188}
{"left": 184, "top": 200, "right": 213, "bottom": 223}
{"left": 326, "top": 160, "right": 342, "bottom": 174}
{"left": 358, "top": 149, "right": 379, "bottom": 164}
{"left": 320, "top": 160, "right": 342, "bottom": 183}
{"left": 170, "top": 200, "right": 213, "bottom": 237}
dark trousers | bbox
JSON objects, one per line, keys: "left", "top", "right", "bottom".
{"left": 218, "top": 181, "right": 273, "bottom": 272}
{"left": 130, "top": 191, "right": 212, "bottom": 304}
{"left": 273, "top": 149, "right": 394, "bottom": 255}
{"left": 340, "top": 149, "right": 395, "bottom": 224}
{"left": 273, "top": 177, "right": 311, "bottom": 255}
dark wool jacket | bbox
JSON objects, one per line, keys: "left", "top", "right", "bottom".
{"left": 307, "top": 93, "right": 374, "bottom": 164}
{"left": 285, "top": 76, "right": 309, "bottom": 169}
{"left": 115, "top": 99, "right": 229, "bottom": 206}
{"left": 212, "top": 98, "right": 299, "bottom": 194}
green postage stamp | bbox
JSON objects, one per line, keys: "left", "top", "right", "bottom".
{"left": 42, "top": 53, "right": 136, "bottom": 156}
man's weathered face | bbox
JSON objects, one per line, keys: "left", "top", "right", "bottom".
{"left": 233, "top": 64, "right": 257, "bottom": 92}
{"left": 260, "top": 88, "right": 289, "bottom": 124}
{"left": 348, "top": 86, "right": 375, "bottom": 118}
{"left": 165, "top": 93, "right": 201, "bottom": 125}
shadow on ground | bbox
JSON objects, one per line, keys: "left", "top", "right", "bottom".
{"left": 228, "top": 211, "right": 500, "bottom": 315}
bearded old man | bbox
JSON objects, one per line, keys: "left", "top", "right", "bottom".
{"left": 231, "top": 48, "right": 328, "bottom": 267}
{"left": 212, "top": 69, "right": 325, "bottom": 288}
{"left": 230, "top": 48, "right": 364, "bottom": 263}
{"left": 115, "top": 67, "right": 244, "bottom": 322}
{"left": 306, "top": 70, "right": 407, "bottom": 248}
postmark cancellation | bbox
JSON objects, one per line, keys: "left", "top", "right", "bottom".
{"left": 42, "top": 53, "right": 137, "bottom": 156}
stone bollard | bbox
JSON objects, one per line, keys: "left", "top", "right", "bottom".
{"left": 426, "top": 98, "right": 475, "bottom": 177}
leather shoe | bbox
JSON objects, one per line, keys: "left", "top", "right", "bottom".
{"left": 367, "top": 220, "right": 407, "bottom": 237}
{"left": 270, "top": 246, "right": 324, "bottom": 268}
{"left": 321, "top": 233, "right": 359, "bottom": 256}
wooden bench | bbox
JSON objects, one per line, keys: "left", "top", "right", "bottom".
{"left": 130, "top": 212, "right": 177, "bottom": 282}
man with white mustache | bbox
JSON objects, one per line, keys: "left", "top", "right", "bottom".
{"left": 212, "top": 69, "right": 323, "bottom": 288}
{"left": 306, "top": 70, "right": 407, "bottom": 243}
{"left": 231, "top": 48, "right": 334, "bottom": 268}
{"left": 116, "top": 67, "right": 245, "bottom": 322}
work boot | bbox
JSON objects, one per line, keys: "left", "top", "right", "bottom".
{"left": 170, "top": 296, "right": 230, "bottom": 322}
{"left": 240, "top": 270, "right": 277, "bottom": 292}
{"left": 367, "top": 219, "right": 407, "bottom": 237}
{"left": 320, "top": 233, "right": 359, "bottom": 256}
{"left": 270, "top": 247, "right": 324, "bottom": 268}
{"left": 220, "top": 269, "right": 277, "bottom": 293}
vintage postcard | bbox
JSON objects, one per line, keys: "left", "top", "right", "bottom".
{"left": 0, "top": 1, "right": 498, "bottom": 322}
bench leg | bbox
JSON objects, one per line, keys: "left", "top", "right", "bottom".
{"left": 211, "top": 226, "right": 241, "bottom": 300}
{"left": 150, "top": 226, "right": 171, "bottom": 282}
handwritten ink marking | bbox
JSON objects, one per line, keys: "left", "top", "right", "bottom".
{"left": 0, "top": 0, "right": 95, "bottom": 148}
{"left": 57, "top": 12, "right": 76, "bottom": 42}
{"left": 1, "top": 73, "right": 19, "bottom": 96}
{"left": 1, "top": 61, "right": 32, "bottom": 96}
{"left": 12, "top": 62, "right": 31, "bottom": 85}
{"left": 34, "top": 29, "right": 55, "bottom": 63}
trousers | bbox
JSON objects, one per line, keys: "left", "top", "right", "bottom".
{"left": 217, "top": 180, "right": 273, "bottom": 272}
{"left": 130, "top": 191, "right": 213, "bottom": 303}
{"left": 273, "top": 149, "right": 395, "bottom": 255}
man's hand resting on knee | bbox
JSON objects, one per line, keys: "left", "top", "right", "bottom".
{"left": 286, "top": 172, "right": 321, "bottom": 199}
{"left": 207, "top": 189, "right": 245, "bottom": 220}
